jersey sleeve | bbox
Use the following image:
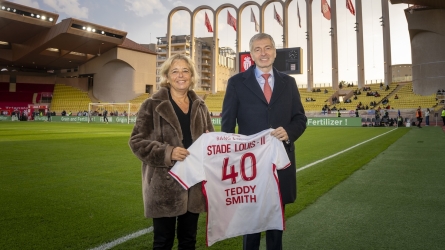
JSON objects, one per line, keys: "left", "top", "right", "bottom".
{"left": 168, "top": 136, "right": 206, "bottom": 190}
{"left": 272, "top": 136, "right": 291, "bottom": 170}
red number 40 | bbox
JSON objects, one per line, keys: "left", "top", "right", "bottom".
{"left": 221, "top": 152, "right": 257, "bottom": 184}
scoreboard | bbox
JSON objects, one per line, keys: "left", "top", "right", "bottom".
{"left": 239, "top": 47, "right": 303, "bottom": 74}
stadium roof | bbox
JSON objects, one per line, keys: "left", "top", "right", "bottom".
{"left": 390, "top": 0, "right": 445, "bottom": 9}
{"left": 0, "top": 1, "right": 155, "bottom": 75}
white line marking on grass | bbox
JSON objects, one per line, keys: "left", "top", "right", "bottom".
{"left": 89, "top": 227, "right": 153, "bottom": 250}
{"left": 297, "top": 128, "right": 397, "bottom": 173}
{"left": 90, "top": 128, "right": 397, "bottom": 249}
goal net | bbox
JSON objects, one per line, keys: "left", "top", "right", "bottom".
{"left": 88, "top": 103, "right": 141, "bottom": 124}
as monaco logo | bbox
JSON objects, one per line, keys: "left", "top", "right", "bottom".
{"left": 239, "top": 53, "right": 255, "bottom": 72}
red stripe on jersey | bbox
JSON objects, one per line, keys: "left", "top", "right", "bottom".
{"left": 282, "top": 161, "right": 291, "bottom": 169}
{"left": 272, "top": 164, "right": 286, "bottom": 230}
{"left": 168, "top": 171, "right": 189, "bottom": 190}
{"left": 202, "top": 181, "right": 210, "bottom": 247}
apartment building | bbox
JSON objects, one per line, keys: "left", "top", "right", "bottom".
{"left": 144, "top": 35, "right": 236, "bottom": 93}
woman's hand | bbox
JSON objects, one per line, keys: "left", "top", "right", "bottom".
{"left": 171, "top": 147, "right": 190, "bottom": 161}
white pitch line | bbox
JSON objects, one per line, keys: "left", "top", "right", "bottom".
{"left": 297, "top": 128, "right": 397, "bottom": 173}
{"left": 90, "top": 128, "right": 397, "bottom": 249}
{"left": 89, "top": 227, "right": 153, "bottom": 250}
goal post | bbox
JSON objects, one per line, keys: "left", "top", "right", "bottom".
{"left": 88, "top": 103, "right": 132, "bottom": 124}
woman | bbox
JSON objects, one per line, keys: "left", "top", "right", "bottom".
{"left": 425, "top": 108, "right": 430, "bottom": 126}
{"left": 129, "top": 54, "right": 214, "bottom": 249}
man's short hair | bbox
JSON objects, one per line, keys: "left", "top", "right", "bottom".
{"left": 249, "top": 33, "right": 276, "bottom": 52}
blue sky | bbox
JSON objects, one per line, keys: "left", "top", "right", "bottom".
{"left": 10, "top": 0, "right": 412, "bottom": 85}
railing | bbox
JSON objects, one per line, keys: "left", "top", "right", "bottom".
{"left": 297, "top": 79, "right": 395, "bottom": 89}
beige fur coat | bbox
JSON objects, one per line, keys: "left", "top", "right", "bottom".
{"left": 129, "top": 87, "right": 214, "bottom": 218}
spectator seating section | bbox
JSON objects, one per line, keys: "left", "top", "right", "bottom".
{"left": 204, "top": 91, "right": 226, "bottom": 113}
{"left": 128, "top": 93, "right": 150, "bottom": 115}
{"left": 0, "top": 82, "right": 9, "bottom": 91}
{"left": 0, "top": 82, "right": 54, "bottom": 108}
{"left": 50, "top": 84, "right": 92, "bottom": 114}
{"left": 389, "top": 83, "right": 436, "bottom": 109}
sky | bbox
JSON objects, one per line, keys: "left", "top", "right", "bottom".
{"left": 10, "top": 0, "right": 412, "bottom": 86}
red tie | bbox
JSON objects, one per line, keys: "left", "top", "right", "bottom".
{"left": 262, "top": 74, "right": 272, "bottom": 103}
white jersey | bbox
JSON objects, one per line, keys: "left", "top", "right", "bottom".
{"left": 169, "top": 129, "right": 290, "bottom": 246}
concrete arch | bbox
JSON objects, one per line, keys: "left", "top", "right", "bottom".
{"left": 238, "top": 1, "right": 262, "bottom": 52}
{"left": 283, "top": 0, "right": 294, "bottom": 48}
{"left": 213, "top": 4, "right": 238, "bottom": 92}
{"left": 191, "top": 6, "right": 215, "bottom": 60}
{"left": 261, "top": 0, "right": 286, "bottom": 47}
{"left": 406, "top": 8, "right": 445, "bottom": 95}
{"left": 167, "top": 7, "right": 193, "bottom": 57}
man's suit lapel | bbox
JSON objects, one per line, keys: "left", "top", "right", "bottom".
{"left": 242, "top": 66, "right": 268, "bottom": 104}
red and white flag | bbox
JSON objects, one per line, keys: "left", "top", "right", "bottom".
{"left": 274, "top": 5, "right": 283, "bottom": 27}
{"left": 227, "top": 10, "right": 237, "bottom": 31}
{"left": 297, "top": 1, "right": 301, "bottom": 28}
{"left": 205, "top": 12, "right": 213, "bottom": 32}
{"left": 321, "top": 0, "right": 331, "bottom": 20}
{"left": 250, "top": 8, "right": 259, "bottom": 32}
{"left": 346, "top": 0, "right": 355, "bottom": 16}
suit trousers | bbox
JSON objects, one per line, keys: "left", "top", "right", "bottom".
{"left": 242, "top": 206, "right": 285, "bottom": 250}
{"left": 152, "top": 211, "right": 199, "bottom": 250}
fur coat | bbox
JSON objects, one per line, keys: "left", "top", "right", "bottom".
{"left": 129, "top": 87, "right": 214, "bottom": 218}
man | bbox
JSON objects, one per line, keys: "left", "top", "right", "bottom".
{"left": 103, "top": 109, "right": 108, "bottom": 123}
{"left": 441, "top": 109, "right": 445, "bottom": 126}
{"left": 221, "top": 33, "right": 307, "bottom": 250}
{"left": 416, "top": 106, "right": 422, "bottom": 128}
{"left": 47, "top": 109, "right": 51, "bottom": 122}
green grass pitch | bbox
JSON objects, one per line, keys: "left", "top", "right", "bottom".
{"left": 0, "top": 122, "right": 409, "bottom": 249}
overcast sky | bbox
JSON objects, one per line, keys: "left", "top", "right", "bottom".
{"left": 10, "top": 0, "right": 412, "bottom": 85}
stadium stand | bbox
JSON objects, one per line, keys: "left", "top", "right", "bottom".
{"left": 50, "top": 84, "right": 92, "bottom": 114}
{"left": 0, "top": 82, "right": 55, "bottom": 110}
{"left": 200, "top": 82, "right": 439, "bottom": 116}
{"left": 128, "top": 93, "right": 150, "bottom": 114}
{"left": 376, "top": 82, "right": 436, "bottom": 110}
{"left": 0, "top": 82, "right": 10, "bottom": 92}
{"left": 204, "top": 91, "right": 226, "bottom": 114}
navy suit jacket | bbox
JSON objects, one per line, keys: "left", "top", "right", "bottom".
{"left": 221, "top": 65, "right": 307, "bottom": 204}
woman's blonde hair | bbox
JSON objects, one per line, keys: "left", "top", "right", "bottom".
{"left": 159, "top": 54, "right": 199, "bottom": 90}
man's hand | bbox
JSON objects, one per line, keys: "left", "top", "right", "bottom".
{"left": 270, "top": 127, "right": 289, "bottom": 142}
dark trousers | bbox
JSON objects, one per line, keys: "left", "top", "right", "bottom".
{"left": 152, "top": 211, "right": 199, "bottom": 250}
{"left": 242, "top": 206, "right": 285, "bottom": 250}
{"left": 243, "top": 230, "right": 283, "bottom": 250}
{"left": 417, "top": 118, "right": 422, "bottom": 127}
{"left": 426, "top": 116, "right": 429, "bottom": 125}
{"left": 104, "top": 116, "right": 108, "bottom": 122}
